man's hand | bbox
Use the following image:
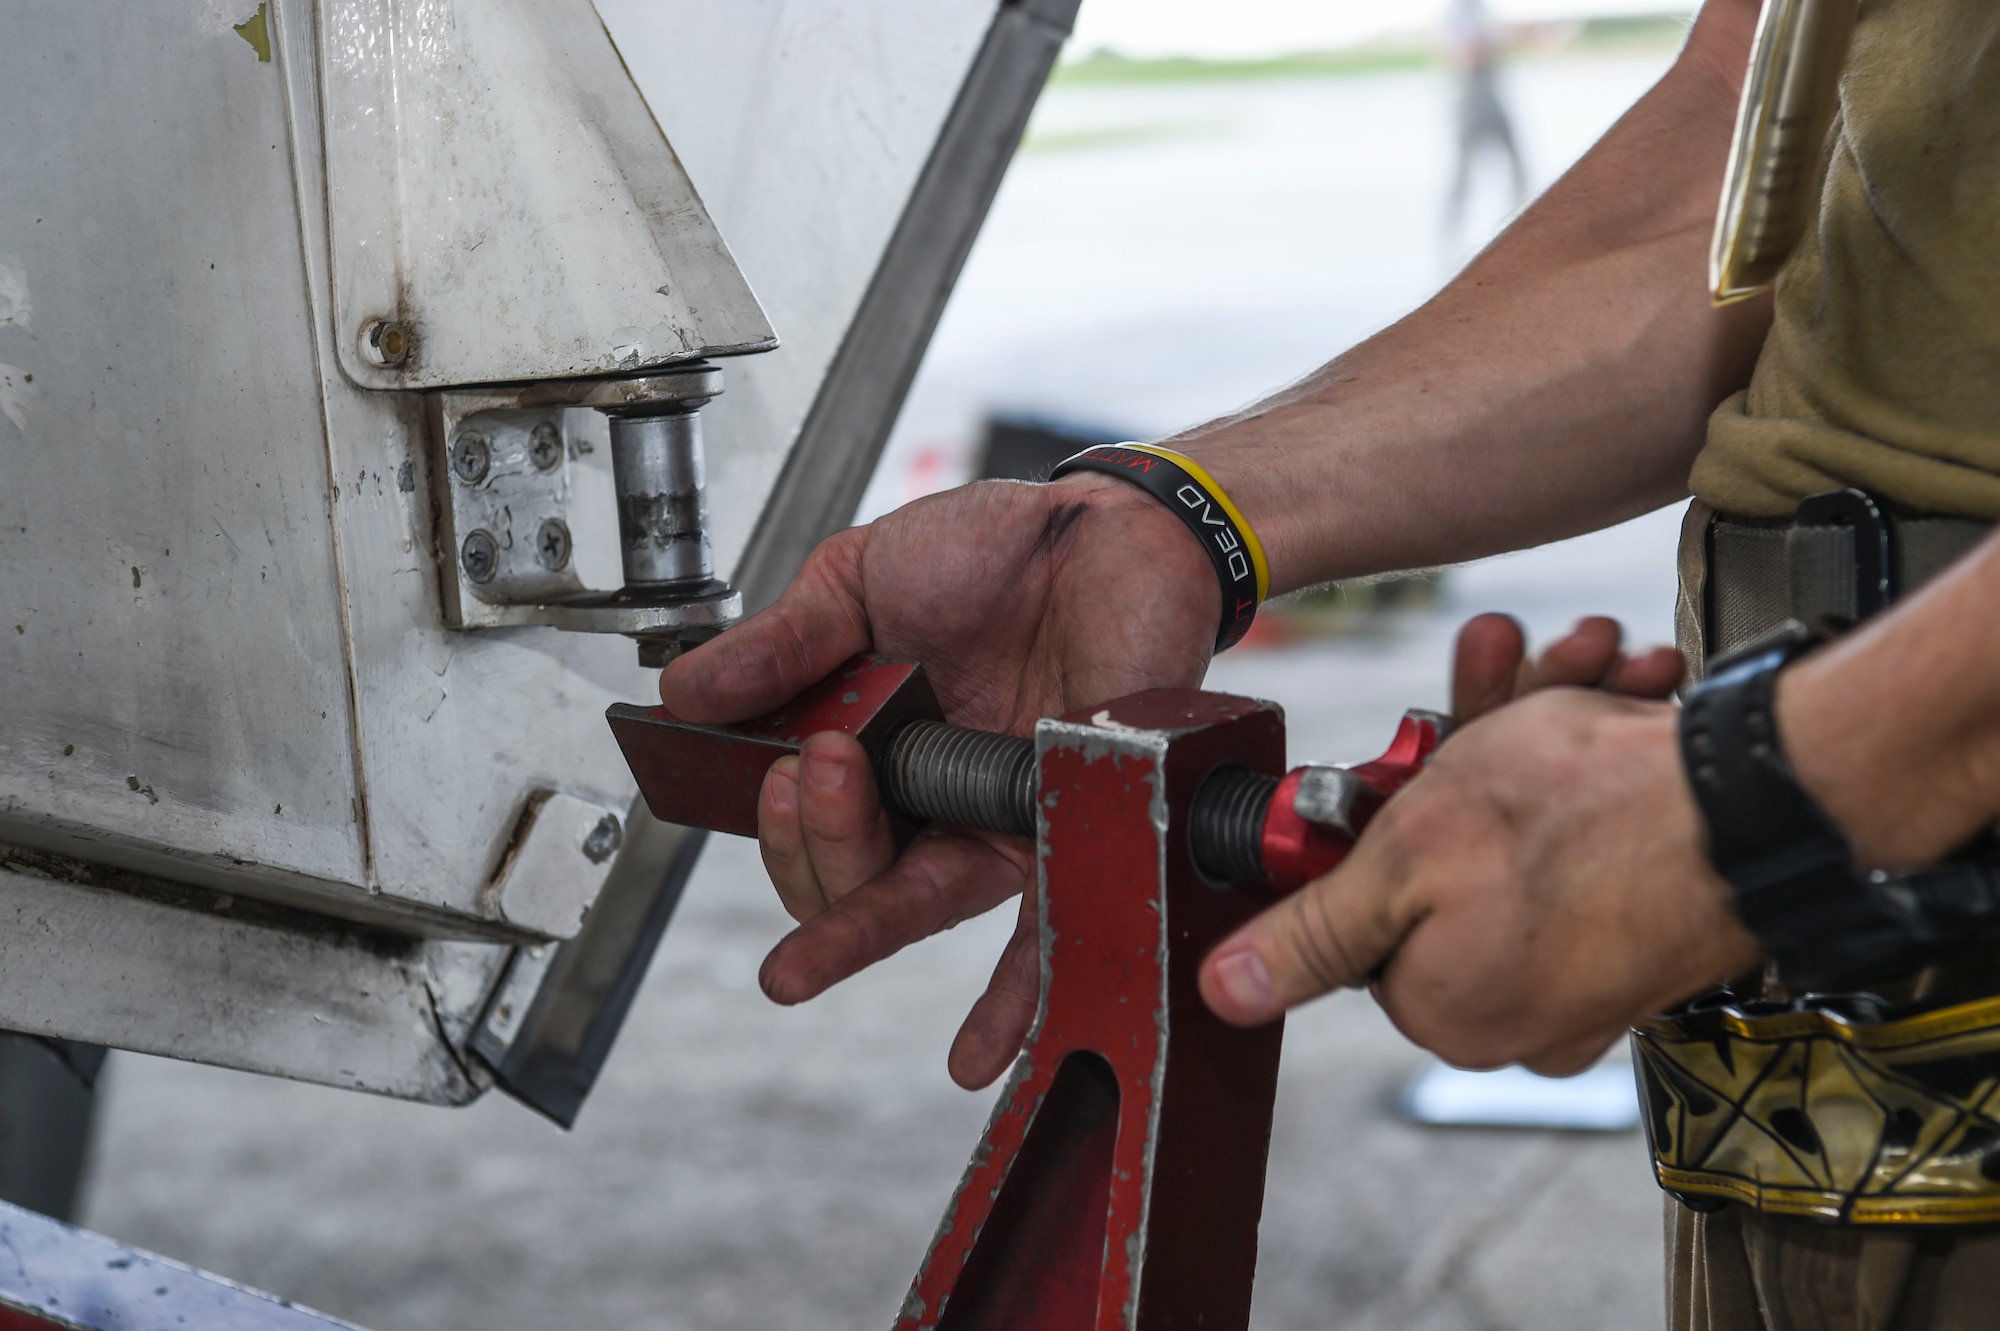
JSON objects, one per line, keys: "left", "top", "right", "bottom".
{"left": 1198, "top": 529, "right": 2000, "bottom": 1075}
{"left": 660, "top": 476, "right": 1217, "bottom": 1090}
{"left": 1198, "top": 685, "right": 1760, "bottom": 1076}
{"left": 1450, "top": 611, "right": 1682, "bottom": 722}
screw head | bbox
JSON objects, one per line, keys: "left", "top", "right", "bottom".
{"left": 529, "top": 420, "right": 563, "bottom": 472}
{"left": 461, "top": 529, "right": 498, "bottom": 583}
{"left": 451, "top": 431, "right": 491, "bottom": 484}
{"left": 362, "top": 320, "right": 411, "bottom": 368}
{"left": 581, "top": 813, "right": 622, "bottom": 864}
{"left": 536, "top": 518, "right": 572, "bottom": 572}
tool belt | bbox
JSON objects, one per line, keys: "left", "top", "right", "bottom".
{"left": 1639, "top": 496, "right": 2000, "bottom": 1224}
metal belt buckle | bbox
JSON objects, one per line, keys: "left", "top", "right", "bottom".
{"left": 1791, "top": 488, "right": 1896, "bottom": 630}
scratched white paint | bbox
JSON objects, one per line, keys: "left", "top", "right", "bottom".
{"left": 0, "top": 362, "right": 30, "bottom": 432}
{"left": 315, "top": 0, "right": 774, "bottom": 390}
{"left": 188, "top": 0, "right": 251, "bottom": 37}
{"left": 0, "top": 0, "right": 1007, "bottom": 1100}
{"left": 0, "top": 255, "right": 28, "bottom": 330}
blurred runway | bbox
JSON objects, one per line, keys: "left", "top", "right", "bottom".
{"left": 83, "top": 39, "right": 1689, "bottom": 1331}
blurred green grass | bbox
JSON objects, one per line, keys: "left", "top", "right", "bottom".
{"left": 1019, "top": 122, "right": 1214, "bottom": 154}
{"left": 1050, "top": 13, "right": 1692, "bottom": 88}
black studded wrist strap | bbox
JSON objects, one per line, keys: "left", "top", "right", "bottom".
{"left": 1680, "top": 624, "right": 2000, "bottom": 990}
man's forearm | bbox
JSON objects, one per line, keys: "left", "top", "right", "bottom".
{"left": 1778, "top": 531, "right": 2000, "bottom": 870}
{"left": 1166, "top": 0, "right": 1769, "bottom": 594}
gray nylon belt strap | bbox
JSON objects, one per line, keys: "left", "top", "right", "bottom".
{"left": 1708, "top": 515, "right": 1992, "bottom": 659}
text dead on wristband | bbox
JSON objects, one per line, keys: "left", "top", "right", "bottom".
{"left": 1177, "top": 482, "right": 1254, "bottom": 586}
{"left": 1049, "top": 443, "right": 1271, "bottom": 651}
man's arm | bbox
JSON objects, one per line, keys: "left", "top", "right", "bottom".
{"left": 1779, "top": 542, "right": 2000, "bottom": 870}
{"left": 1180, "top": 0, "right": 1769, "bottom": 591}
{"left": 1200, "top": 530, "right": 2000, "bottom": 1073}
{"left": 661, "top": 0, "right": 1769, "bottom": 1088}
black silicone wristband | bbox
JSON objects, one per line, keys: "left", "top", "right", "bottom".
{"left": 1049, "top": 444, "right": 1266, "bottom": 651}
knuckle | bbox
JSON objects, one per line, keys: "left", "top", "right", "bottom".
{"left": 757, "top": 814, "right": 809, "bottom": 867}
{"left": 761, "top": 860, "right": 825, "bottom": 923}
{"left": 1378, "top": 966, "right": 1510, "bottom": 1069}
{"left": 1279, "top": 887, "right": 1363, "bottom": 995}
{"left": 1430, "top": 1032, "right": 1505, "bottom": 1071}
{"left": 1372, "top": 786, "right": 1439, "bottom": 844}
{"left": 818, "top": 894, "right": 889, "bottom": 962}
{"left": 758, "top": 813, "right": 804, "bottom": 862}
{"left": 800, "top": 797, "right": 872, "bottom": 847}
{"left": 758, "top": 779, "right": 804, "bottom": 849}
{"left": 767, "top": 613, "right": 822, "bottom": 690}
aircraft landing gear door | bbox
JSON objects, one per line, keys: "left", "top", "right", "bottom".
{"left": 0, "top": 0, "right": 1077, "bottom": 1122}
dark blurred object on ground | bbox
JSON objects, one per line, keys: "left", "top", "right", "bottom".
{"left": 974, "top": 412, "right": 1126, "bottom": 482}
{"left": 0, "top": 1034, "right": 104, "bottom": 1221}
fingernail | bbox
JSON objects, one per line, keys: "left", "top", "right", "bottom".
{"left": 768, "top": 768, "right": 798, "bottom": 813}
{"left": 1210, "top": 947, "right": 1276, "bottom": 1017}
{"left": 758, "top": 951, "right": 797, "bottom": 1005}
{"left": 803, "top": 750, "right": 847, "bottom": 791}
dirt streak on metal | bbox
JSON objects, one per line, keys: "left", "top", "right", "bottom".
{"left": 0, "top": 843, "right": 418, "bottom": 960}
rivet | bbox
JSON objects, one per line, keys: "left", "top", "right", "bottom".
{"left": 535, "top": 518, "right": 572, "bottom": 572}
{"left": 451, "top": 431, "right": 491, "bottom": 485}
{"left": 529, "top": 420, "right": 563, "bottom": 472}
{"left": 461, "top": 529, "right": 498, "bottom": 583}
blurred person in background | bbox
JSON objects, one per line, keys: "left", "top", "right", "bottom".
{"left": 668, "top": 0, "right": 2000, "bottom": 1325}
{"left": 1444, "top": 0, "right": 1528, "bottom": 246}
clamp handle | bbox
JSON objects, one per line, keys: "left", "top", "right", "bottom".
{"left": 608, "top": 656, "right": 1447, "bottom": 891}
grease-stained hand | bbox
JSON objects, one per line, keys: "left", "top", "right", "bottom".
{"left": 661, "top": 476, "right": 1218, "bottom": 1090}
{"left": 1199, "top": 616, "right": 1760, "bottom": 1074}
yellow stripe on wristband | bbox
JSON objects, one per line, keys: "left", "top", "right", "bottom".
{"left": 1110, "top": 443, "right": 1271, "bottom": 603}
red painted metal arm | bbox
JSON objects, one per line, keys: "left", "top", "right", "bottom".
{"left": 604, "top": 659, "right": 1451, "bottom": 1331}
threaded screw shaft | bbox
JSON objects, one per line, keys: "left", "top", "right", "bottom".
{"left": 879, "top": 722, "right": 1038, "bottom": 838}
{"left": 877, "top": 724, "right": 1277, "bottom": 882}
{"left": 1190, "top": 767, "right": 1278, "bottom": 884}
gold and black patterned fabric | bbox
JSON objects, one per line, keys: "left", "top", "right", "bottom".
{"left": 1635, "top": 990, "right": 2000, "bottom": 1224}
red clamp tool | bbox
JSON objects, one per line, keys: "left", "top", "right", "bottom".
{"left": 610, "top": 657, "right": 1444, "bottom": 1331}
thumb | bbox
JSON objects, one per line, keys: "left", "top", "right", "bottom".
{"left": 1198, "top": 858, "right": 1412, "bottom": 1026}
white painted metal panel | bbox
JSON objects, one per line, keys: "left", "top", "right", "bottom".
{"left": 295, "top": 0, "right": 1007, "bottom": 930}
{"left": 0, "top": 1, "right": 366, "bottom": 898}
{"left": 595, "top": 0, "right": 1003, "bottom": 576}
{"left": 318, "top": 0, "right": 776, "bottom": 391}
{"left": 0, "top": 851, "right": 492, "bottom": 1104}
{"left": 0, "top": 0, "right": 1026, "bottom": 1098}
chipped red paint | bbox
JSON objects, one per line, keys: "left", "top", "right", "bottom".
{"left": 607, "top": 661, "right": 1448, "bottom": 1326}
{"left": 898, "top": 689, "right": 1286, "bottom": 1331}
{"left": 1257, "top": 763, "right": 1346, "bottom": 890}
